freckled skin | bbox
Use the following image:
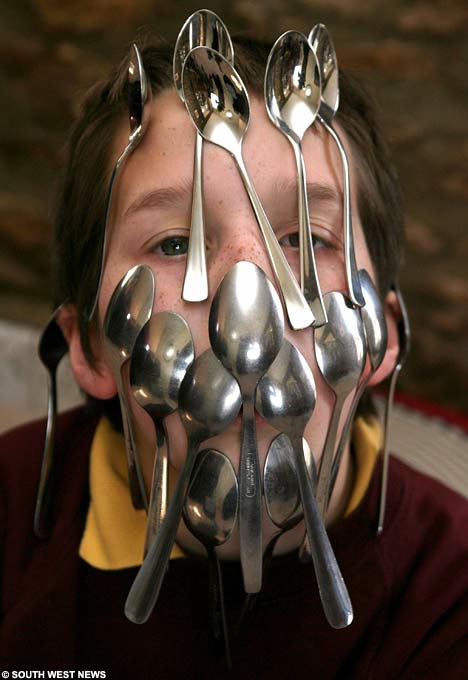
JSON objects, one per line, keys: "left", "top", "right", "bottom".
{"left": 79, "top": 89, "right": 389, "bottom": 558}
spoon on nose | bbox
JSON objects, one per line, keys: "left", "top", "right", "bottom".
{"left": 125, "top": 348, "right": 242, "bottom": 624}
{"left": 88, "top": 45, "right": 152, "bottom": 321}
{"left": 130, "top": 311, "right": 195, "bottom": 552}
{"left": 257, "top": 340, "right": 353, "bottom": 628}
{"left": 183, "top": 448, "right": 238, "bottom": 669}
{"left": 314, "top": 292, "right": 366, "bottom": 519}
{"left": 209, "top": 261, "right": 284, "bottom": 593}
{"left": 265, "top": 30, "right": 326, "bottom": 327}
{"left": 103, "top": 265, "right": 155, "bottom": 510}
{"left": 328, "top": 271, "right": 388, "bottom": 498}
{"left": 182, "top": 46, "right": 314, "bottom": 331}
{"left": 309, "top": 24, "right": 364, "bottom": 309}
{"left": 174, "top": 9, "right": 234, "bottom": 302}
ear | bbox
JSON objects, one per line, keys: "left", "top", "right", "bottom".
{"left": 367, "top": 289, "right": 400, "bottom": 387}
{"left": 56, "top": 304, "right": 118, "bottom": 399}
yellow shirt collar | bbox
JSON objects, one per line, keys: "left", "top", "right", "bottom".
{"left": 79, "top": 415, "right": 381, "bottom": 570}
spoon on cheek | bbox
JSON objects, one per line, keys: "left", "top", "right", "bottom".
{"left": 125, "top": 348, "right": 241, "bottom": 624}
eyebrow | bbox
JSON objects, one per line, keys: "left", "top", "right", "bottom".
{"left": 123, "top": 179, "right": 193, "bottom": 220}
{"left": 275, "top": 179, "right": 342, "bottom": 208}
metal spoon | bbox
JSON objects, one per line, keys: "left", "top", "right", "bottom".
{"left": 34, "top": 304, "right": 69, "bottom": 539}
{"left": 102, "top": 265, "right": 155, "bottom": 510}
{"left": 182, "top": 46, "right": 314, "bottom": 331}
{"left": 329, "top": 270, "right": 388, "bottom": 496}
{"left": 309, "top": 24, "right": 364, "bottom": 309}
{"left": 209, "top": 261, "right": 284, "bottom": 593}
{"left": 314, "top": 292, "right": 366, "bottom": 518}
{"left": 87, "top": 44, "right": 152, "bottom": 320}
{"left": 125, "top": 348, "right": 241, "bottom": 624}
{"left": 174, "top": 10, "right": 234, "bottom": 302}
{"left": 265, "top": 30, "right": 326, "bottom": 327}
{"left": 257, "top": 340, "right": 353, "bottom": 628}
{"left": 130, "top": 312, "right": 195, "bottom": 551}
{"left": 183, "top": 448, "right": 238, "bottom": 669}
{"left": 377, "top": 283, "right": 410, "bottom": 534}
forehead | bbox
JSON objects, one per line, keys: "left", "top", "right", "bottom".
{"left": 111, "top": 88, "right": 353, "bottom": 206}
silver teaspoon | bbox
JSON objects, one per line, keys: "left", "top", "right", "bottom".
{"left": 209, "top": 262, "right": 284, "bottom": 593}
{"left": 377, "top": 283, "right": 410, "bottom": 535}
{"left": 34, "top": 304, "right": 69, "bottom": 539}
{"left": 257, "top": 340, "right": 353, "bottom": 628}
{"left": 125, "top": 349, "right": 241, "bottom": 624}
{"left": 174, "top": 10, "right": 234, "bottom": 302}
{"left": 130, "top": 312, "right": 195, "bottom": 552}
{"left": 329, "top": 270, "right": 388, "bottom": 498}
{"left": 87, "top": 45, "right": 152, "bottom": 320}
{"left": 182, "top": 46, "right": 314, "bottom": 331}
{"left": 309, "top": 24, "right": 364, "bottom": 309}
{"left": 265, "top": 30, "right": 326, "bottom": 327}
{"left": 103, "top": 265, "right": 155, "bottom": 510}
{"left": 314, "top": 292, "right": 366, "bottom": 518}
{"left": 183, "top": 448, "right": 238, "bottom": 669}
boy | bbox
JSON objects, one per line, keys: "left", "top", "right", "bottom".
{"left": 1, "top": 31, "right": 468, "bottom": 678}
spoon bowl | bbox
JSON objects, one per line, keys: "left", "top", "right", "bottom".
{"left": 103, "top": 265, "right": 155, "bottom": 510}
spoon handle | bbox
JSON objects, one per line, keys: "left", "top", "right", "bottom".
{"left": 292, "top": 436, "right": 353, "bottom": 628}
{"left": 87, "top": 141, "right": 134, "bottom": 321}
{"left": 329, "top": 378, "right": 368, "bottom": 500}
{"left": 377, "top": 363, "right": 401, "bottom": 535}
{"left": 234, "top": 151, "right": 314, "bottom": 331}
{"left": 118, "top": 366, "right": 147, "bottom": 510}
{"left": 144, "top": 421, "right": 169, "bottom": 555}
{"left": 182, "top": 130, "right": 209, "bottom": 302}
{"left": 239, "top": 395, "right": 263, "bottom": 593}
{"left": 320, "top": 119, "right": 364, "bottom": 309}
{"left": 291, "top": 138, "right": 327, "bottom": 327}
{"left": 34, "top": 368, "right": 58, "bottom": 539}
{"left": 125, "top": 441, "right": 199, "bottom": 624}
{"left": 316, "top": 394, "right": 345, "bottom": 518}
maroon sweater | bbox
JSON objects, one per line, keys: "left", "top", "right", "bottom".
{"left": 1, "top": 407, "right": 468, "bottom": 679}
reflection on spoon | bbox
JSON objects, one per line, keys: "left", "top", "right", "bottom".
{"left": 182, "top": 46, "right": 314, "bottom": 331}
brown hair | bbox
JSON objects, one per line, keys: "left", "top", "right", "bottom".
{"left": 53, "top": 32, "right": 405, "bottom": 421}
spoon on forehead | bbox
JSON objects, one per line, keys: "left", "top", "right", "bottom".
{"left": 174, "top": 10, "right": 234, "bottom": 302}
{"left": 182, "top": 46, "right": 314, "bottom": 331}
{"left": 183, "top": 448, "right": 238, "bottom": 669}
{"left": 103, "top": 265, "right": 155, "bottom": 510}
{"left": 314, "top": 292, "right": 366, "bottom": 519}
{"left": 87, "top": 44, "right": 152, "bottom": 321}
{"left": 309, "top": 24, "right": 364, "bottom": 309}
{"left": 257, "top": 340, "right": 353, "bottom": 628}
{"left": 328, "top": 270, "right": 388, "bottom": 498}
{"left": 265, "top": 30, "right": 327, "bottom": 327}
{"left": 377, "top": 283, "right": 410, "bottom": 535}
{"left": 130, "top": 311, "right": 195, "bottom": 551}
{"left": 125, "top": 349, "right": 242, "bottom": 624}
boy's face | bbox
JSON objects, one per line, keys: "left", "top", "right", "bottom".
{"left": 75, "top": 88, "right": 393, "bottom": 554}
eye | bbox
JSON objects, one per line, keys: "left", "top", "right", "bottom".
{"left": 156, "top": 235, "right": 189, "bottom": 257}
{"left": 279, "top": 231, "right": 328, "bottom": 249}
